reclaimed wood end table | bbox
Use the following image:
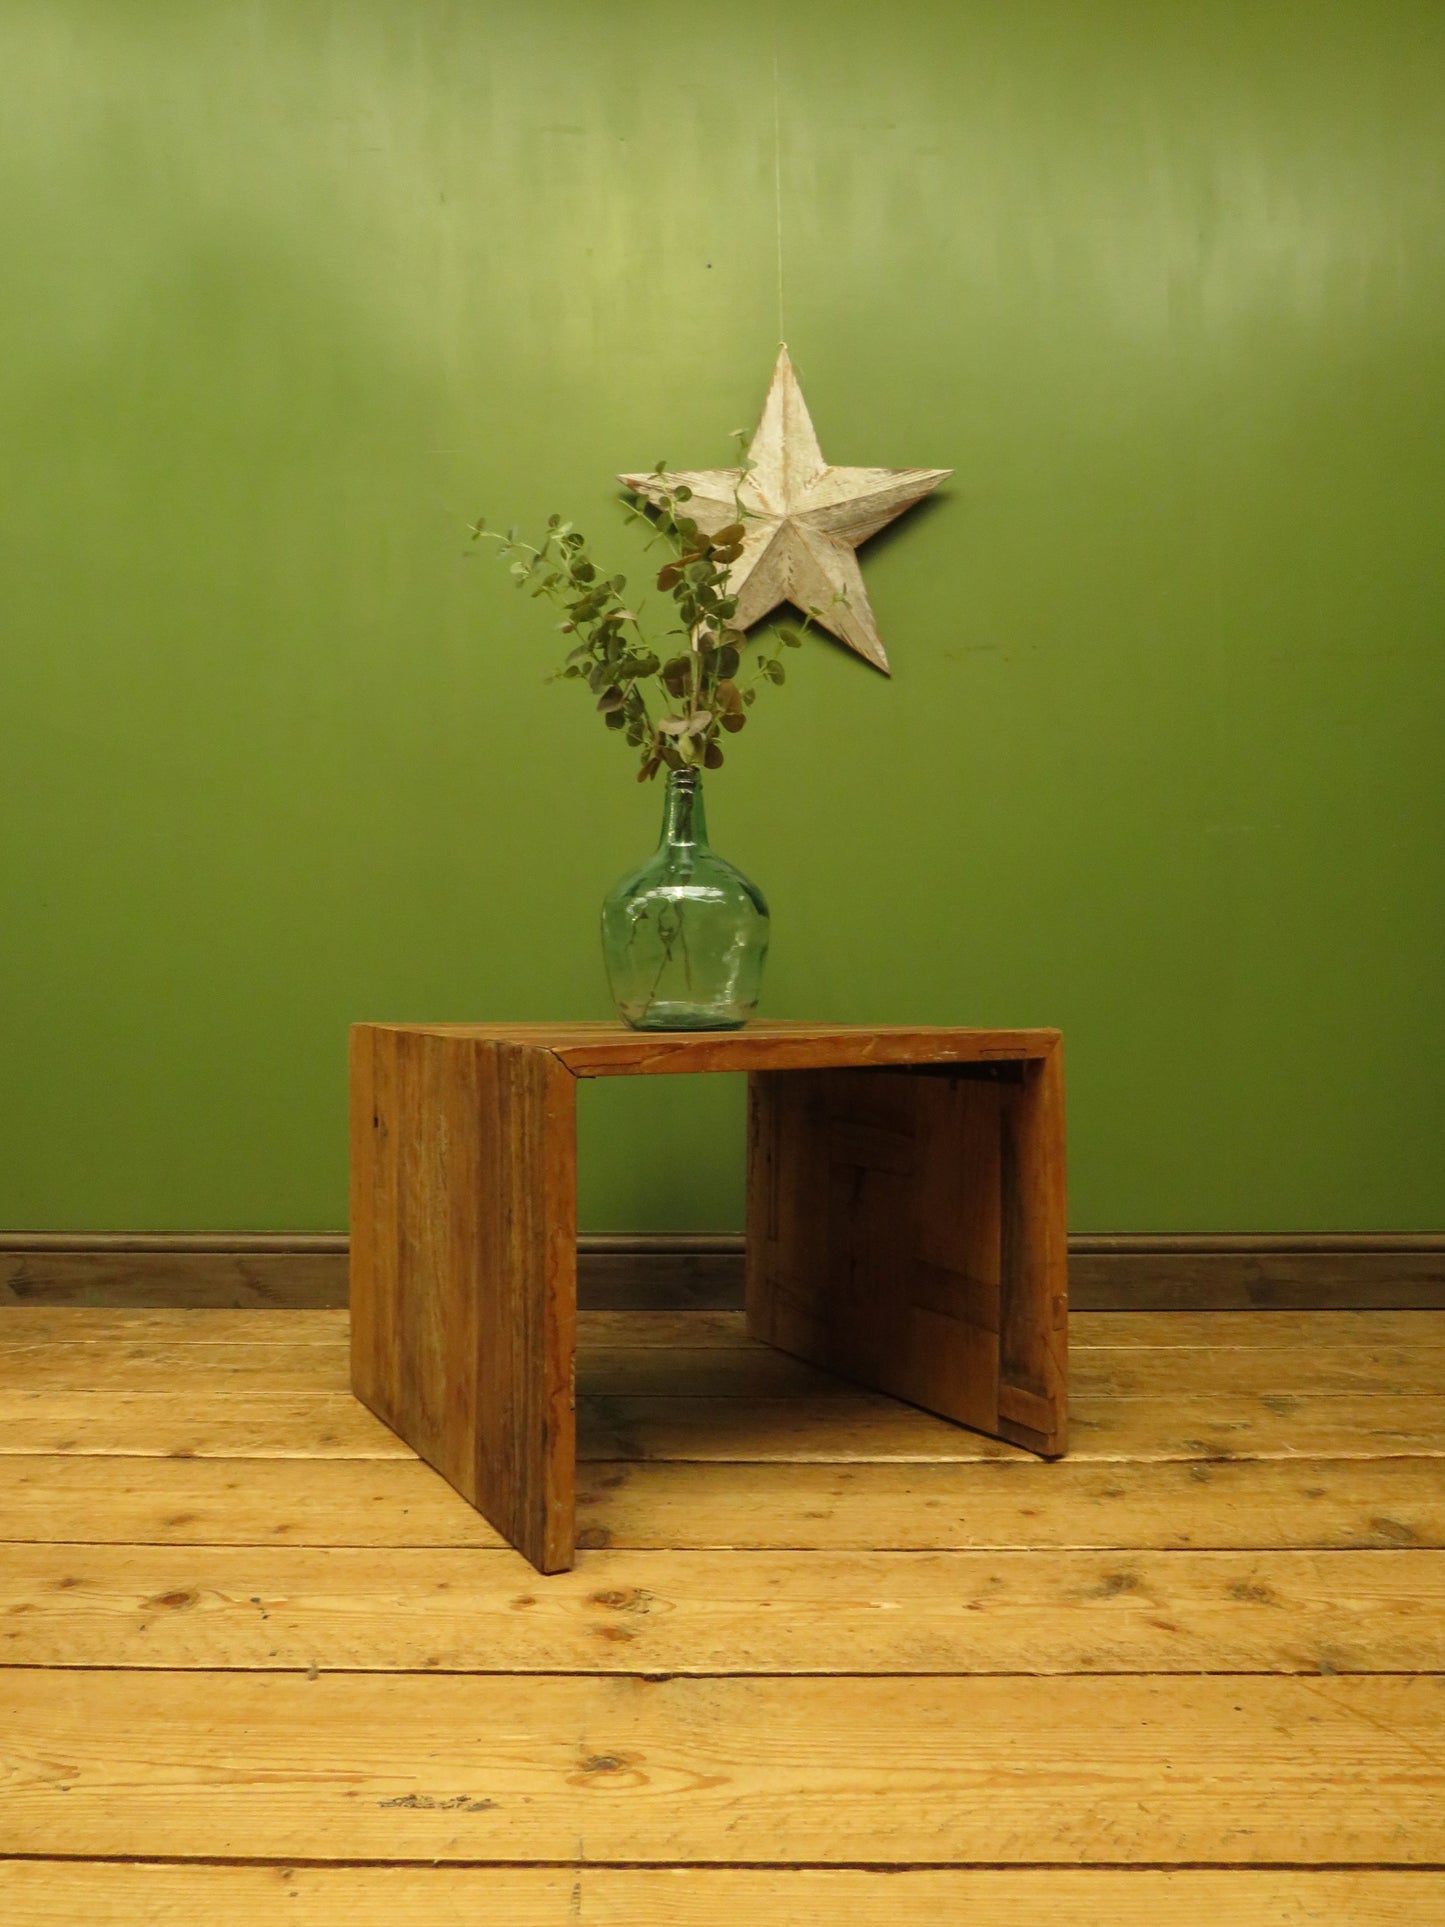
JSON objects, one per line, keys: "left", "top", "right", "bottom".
{"left": 350, "top": 1022, "right": 1068, "bottom": 1573}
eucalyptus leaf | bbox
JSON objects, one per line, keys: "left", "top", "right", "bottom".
{"left": 473, "top": 464, "right": 810, "bottom": 783}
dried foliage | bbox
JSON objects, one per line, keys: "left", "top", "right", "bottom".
{"left": 472, "top": 445, "right": 812, "bottom": 781}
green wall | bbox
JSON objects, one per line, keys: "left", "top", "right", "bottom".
{"left": 2, "top": 1, "right": 1442, "bottom": 1233}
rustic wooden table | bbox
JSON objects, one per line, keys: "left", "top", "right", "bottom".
{"left": 349, "top": 1022, "right": 1068, "bottom": 1573}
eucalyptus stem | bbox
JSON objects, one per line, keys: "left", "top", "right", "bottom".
{"left": 471, "top": 457, "right": 811, "bottom": 782}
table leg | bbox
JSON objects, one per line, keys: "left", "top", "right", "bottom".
{"left": 350, "top": 1029, "right": 578, "bottom": 1571}
{"left": 745, "top": 1051, "right": 1067, "bottom": 1456}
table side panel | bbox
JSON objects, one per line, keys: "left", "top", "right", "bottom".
{"left": 483, "top": 1042, "right": 578, "bottom": 1572}
{"left": 349, "top": 1030, "right": 577, "bottom": 1572}
{"left": 998, "top": 1044, "right": 1069, "bottom": 1455}
{"left": 746, "top": 1061, "right": 1066, "bottom": 1456}
{"left": 351, "top": 1032, "right": 477, "bottom": 1492}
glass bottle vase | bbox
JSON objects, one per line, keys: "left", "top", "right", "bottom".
{"left": 601, "top": 768, "right": 768, "bottom": 1030}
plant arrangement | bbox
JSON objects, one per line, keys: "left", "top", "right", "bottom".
{"left": 470, "top": 447, "right": 839, "bottom": 1031}
{"left": 470, "top": 447, "right": 810, "bottom": 781}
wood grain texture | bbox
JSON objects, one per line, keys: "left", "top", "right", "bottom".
{"left": 746, "top": 1056, "right": 1066, "bottom": 1457}
{"left": 3, "top": 1669, "right": 1442, "bottom": 1864}
{"left": 8, "top": 1310, "right": 1445, "bottom": 1395}
{"left": 4, "top": 1544, "right": 1442, "bottom": 1676}
{"left": 350, "top": 1029, "right": 578, "bottom": 1571}
{"left": 0, "top": 1307, "right": 754, "bottom": 1354}
{"left": 5, "top": 1381, "right": 1444, "bottom": 1464}
{"left": 0, "top": 1249, "right": 352, "bottom": 1309}
{"left": 6, "top": 1303, "right": 1444, "bottom": 1352}
{"left": 347, "top": 1023, "right": 1064, "bottom": 1568}
{"left": 4, "top": 1305, "right": 1445, "bottom": 1900}
{"left": 7, "top": 1452, "right": 1442, "bottom": 1553}
{"left": 0, "top": 1455, "right": 509, "bottom": 1547}
{"left": 372, "top": 1020, "right": 1060, "bottom": 1077}
{"left": 23, "top": 1333, "right": 1445, "bottom": 1398}
{"left": 1070, "top": 1236, "right": 1445, "bottom": 1309}
{"left": 5, "top": 1865, "right": 1439, "bottom": 1927}
{"left": 571, "top": 1457, "right": 1445, "bottom": 1552}
{"left": 1001, "top": 1044, "right": 1069, "bottom": 1449}
{"left": 620, "top": 346, "right": 950, "bottom": 674}
{"left": 572, "top": 1391, "right": 1445, "bottom": 1462}
{"left": 0, "top": 1240, "right": 746, "bottom": 1313}
{"left": 9, "top": 1236, "right": 1441, "bottom": 1313}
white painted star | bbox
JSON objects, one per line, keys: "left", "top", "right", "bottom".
{"left": 619, "top": 348, "right": 950, "bottom": 675}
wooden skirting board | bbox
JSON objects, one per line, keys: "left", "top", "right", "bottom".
{"left": 0, "top": 1231, "right": 1442, "bottom": 1311}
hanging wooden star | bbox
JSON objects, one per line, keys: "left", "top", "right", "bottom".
{"left": 619, "top": 348, "right": 950, "bottom": 675}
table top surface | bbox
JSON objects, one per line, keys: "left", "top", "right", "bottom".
{"left": 356, "top": 1021, "right": 1062, "bottom": 1078}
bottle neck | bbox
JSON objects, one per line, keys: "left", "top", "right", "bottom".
{"left": 659, "top": 767, "right": 708, "bottom": 849}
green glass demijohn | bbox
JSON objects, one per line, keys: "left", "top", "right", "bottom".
{"left": 601, "top": 767, "right": 769, "bottom": 1030}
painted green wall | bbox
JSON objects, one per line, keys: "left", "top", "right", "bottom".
{"left": 2, "top": 1, "right": 1442, "bottom": 1233}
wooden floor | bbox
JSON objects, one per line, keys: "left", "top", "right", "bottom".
{"left": 2, "top": 1306, "right": 1444, "bottom": 1923}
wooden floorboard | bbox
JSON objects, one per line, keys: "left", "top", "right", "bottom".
{"left": 6, "top": 1452, "right": 1443, "bottom": 1550}
{"left": 12, "top": 1331, "right": 1445, "bottom": 1395}
{"left": 2, "top": 1305, "right": 1443, "bottom": 1919}
{"left": 3, "top": 1544, "right": 1442, "bottom": 1675}
{"left": 4, "top": 1668, "right": 1444, "bottom": 1862}
{"left": 3, "top": 1304, "right": 1442, "bottom": 1350}
{"left": 16, "top": 1302, "right": 1445, "bottom": 1343}
{"left": 3, "top": 1865, "right": 1443, "bottom": 1927}
{"left": 5, "top": 1386, "right": 1444, "bottom": 1461}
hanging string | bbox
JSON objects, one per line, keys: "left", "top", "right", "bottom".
{"left": 772, "top": 25, "right": 786, "bottom": 348}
